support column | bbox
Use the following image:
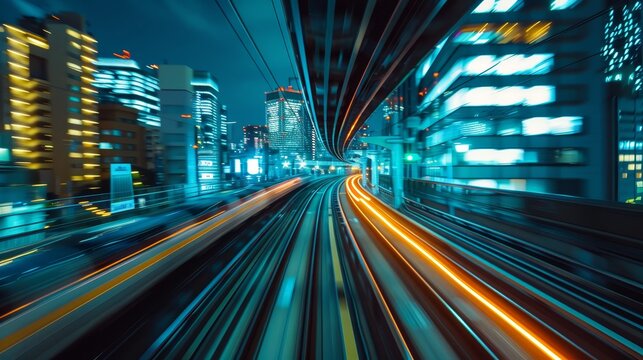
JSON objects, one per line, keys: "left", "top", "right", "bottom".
{"left": 368, "top": 150, "right": 380, "bottom": 195}
{"left": 360, "top": 150, "right": 368, "bottom": 187}
{"left": 391, "top": 142, "right": 404, "bottom": 208}
{"left": 361, "top": 136, "right": 405, "bottom": 209}
{"left": 367, "top": 151, "right": 379, "bottom": 195}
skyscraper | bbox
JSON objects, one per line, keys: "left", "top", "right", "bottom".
{"left": 95, "top": 56, "right": 161, "bottom": 176}
{"left": 604, "top": 1, "right": 643, "bottom": 203}
{"left": 265, "top": 86, "right": 312, "bottom": 160}
{"left": 0, "top": 13, "right": 101, "bottom": 197}
{"left": 192, "top": 71, "right": 221, "bottom": 192}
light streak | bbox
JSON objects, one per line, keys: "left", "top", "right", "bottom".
{"left": 0, "top": 179, "right": 300, "bottom": 327}
{"left": 0, "top": 249, "right": 38, "bottom": 267}
{"left": 345, "top": 175, "right": 564, "bottom": 360}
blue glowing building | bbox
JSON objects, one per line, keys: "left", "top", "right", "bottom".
{"left": 409, "top": 0, "right": 612, "bottom": 199}
{"left": 95, "top": 57, "right": 161, "bottom": 176}
{"left": 603, "top": 1, "right": 643, "bottom": 204}
{"left": 191, "top": 71, "right": 221, "bottom": 192}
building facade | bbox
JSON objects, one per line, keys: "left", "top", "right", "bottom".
{"left": 191, "top": 71, "right": 221, "bottom": 192}
{"left": 410, "top": 0, "right": 611, "bottom": 199}
{"left": 265, "top": 86, "right": 313, "bottom": 161}
{"left": 158, "top": 65, "right": 197, "bottom": 186}
{"left": 95, "top": 56, "right": 161, "bottom": 178}
{"left": 0, "top": 13, "right": 100, "bottom": 197}
{"left": 98, "top": 103, "right": 147, "bottom": 185}
{"left": 603, "top": 1, "right": 643, "bottom": 204}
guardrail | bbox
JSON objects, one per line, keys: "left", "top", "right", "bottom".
{"left": 398, "top": 178, "right": 643, "bottom": 242}
{"left": 376, "top": 175, "right": 642, "bottom": 284}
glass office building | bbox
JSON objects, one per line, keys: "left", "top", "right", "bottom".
{"left": 95, "top": 57, "right": 161, "bottom": 177}
{"left": 265, "top": 86, "right": 313, "bottom": 160}
{"left": 604, "top": 1, "right": 643, "bottom": 204}
{"left": 192, "top": 71, "right": 221, "bottom": 192}
{"left": 411, "top": 0, "right": 612, "bottom": 199}
{"left": 95, "top": 58, "right": 160, "bottom": 127}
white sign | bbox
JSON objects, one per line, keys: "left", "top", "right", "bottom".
{"left": 110, "top": 163, "right": 134, "bottom": 214}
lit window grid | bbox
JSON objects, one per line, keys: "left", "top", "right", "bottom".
{"left": 95, "top": 67, "right": 161, "bottom": 127}
{"left": 3, "top": 24, "right": 54, "bottom": 169}
{"left": 602, "top": 2, "right": 642, "bottom": 92}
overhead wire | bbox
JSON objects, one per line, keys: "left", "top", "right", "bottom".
{"left": 217, "top": 0, "right": 317, "bottom": 161}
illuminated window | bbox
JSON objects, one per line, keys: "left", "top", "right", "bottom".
{"left": 522, "top": 116, "right": 582, "bottom": 136}
{"left": 445, "top": 86, "right": 555, "bottom": 114}
{"left": 464, "top": 148, "right": 525, "bottom": 165}
{"left": 454, "top": 22, "right": 551, "bottom": 45}
{"left": 67, "top": 62, "right": 82, "bottom": 72}
{"left": 623, "top": 172, "right": 628, "bottom": 179}
{"left": 462, "top": 54, "right": 553, "bottom": 76}
{"left": 473, "top": 0, "right": 522, "bottom": 13}
{"left": 550, "top": 0, "right": 581, "bottom": 11}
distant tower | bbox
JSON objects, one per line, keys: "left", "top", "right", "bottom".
{"left": 265, "top": 86, "right": 312, "bottom": 160}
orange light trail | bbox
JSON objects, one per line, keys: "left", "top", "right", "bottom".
{"left": 1, "top": 178, "right": 301, "bottom": 352}
{"left": 0, "top": 179, "right": 300, "bottom": 323}
{"left": 344, "top": 175, "right": 565, "bottom": 360}
{"left": 335, "top": 190, "right": 413, "bottom": 358}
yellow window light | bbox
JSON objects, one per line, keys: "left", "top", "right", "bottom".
{"left": 7, "top": 49, "right": 28, "bottom": 58}
{"left": 3, "top": 24, "right": 26, "bottom": 35}
{"left": 26, "top": 36, "right": 49, "bottom": 49}
{"left": 81, "top": 34, "right": 97, "bottom": 43}
{"left": 7, "top": 37, "right": 28, "bottom": 47}
{"left": 66, "top": 28, "right": 81, "bottom": 39}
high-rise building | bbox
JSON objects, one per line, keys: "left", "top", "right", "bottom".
{"left": 158, "top": 65, "right": 197, "bottom": 186}
{"left": 0, "top": 13, "right": 101, "bottom": 197}
{"left": 412, "top": 1, "right": 611, "bottom": 199}
{"left": 265, "top": 86, "right": 312, "bottom": 160}
{"left": 191, "top": 71, "right": 221, "bottom": 192}
{"left": 603, "top": 1, "right": 643, "bottom": 204}
{"left": 94, "top": 56, "right": 161, "bottom": 177}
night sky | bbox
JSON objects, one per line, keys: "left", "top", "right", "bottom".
{"left": 1, "top": 0, "right": 296, "bottom": 142}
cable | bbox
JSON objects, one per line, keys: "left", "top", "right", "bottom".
{"left": 213, "top": 0, "right": 273, "bottom": 89}
{"left": 271, "top": 0, "right": 298, "bottom": 81}
{"left": 220, "top": 0, "right": 316, "bottom": 161}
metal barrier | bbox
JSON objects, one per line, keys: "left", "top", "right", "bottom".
{"left": 402, "top": 178, "right": 643, "bottom": 242}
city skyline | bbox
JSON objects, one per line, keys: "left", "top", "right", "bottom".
{"left": 0, "top": 2, "right": 640, "bottom": 359}
{"left": 1, "top": 0, "right": 297, "bottom": 143}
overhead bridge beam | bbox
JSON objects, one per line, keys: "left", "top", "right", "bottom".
{"left": 282, "top": 0, "right": 476, "bottom": 161}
